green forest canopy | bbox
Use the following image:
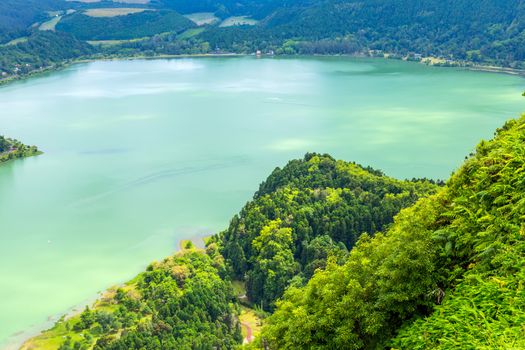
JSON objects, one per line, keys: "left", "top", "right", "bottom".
{"left": 253, "top": 115, "right": 525, "bottom": 349}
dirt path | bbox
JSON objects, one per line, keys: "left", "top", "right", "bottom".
{"left": 242, "top": 321, "right": 254, "bottom": 344}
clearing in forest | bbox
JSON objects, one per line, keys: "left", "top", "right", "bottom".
{"left": 84, "top": 8, "right": 149, "bottom": 17}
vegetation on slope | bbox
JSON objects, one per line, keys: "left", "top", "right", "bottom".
{"left": 0, "top": 136, "right": 40, "bottom": 163}
{"left": 24, "top": 246, "right": 242, "bottom": 350}
{"left": 213, "top": 153, "right": 439, "bottom": 311}
{"left": 0, "top": 0, "right": 66, "bottom": 43}
{"left": 56, "top": 10, "right": 195, "bottom": 40}
{"left": 252, "top": 116, "right": 525, "bottom": 349}
{"left": 0, "top": 31, "right": 94, "bottom": 78}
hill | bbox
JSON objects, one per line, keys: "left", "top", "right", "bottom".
{"left": 215, "top": 154, "right": 439, "bottom": 311}
{"left": 0, "top": 31, "right": 94, "bottom": 77}
{"left": 23, "top": 155, "right": 439, "bottom": 349}
{"left": 254, "top": 116, "right": 525, "bottom": 349}
{"left": 0, "top": 0, "right": 66, "bottom": 42}
{"left": 56, "top": 9, "right": 195, "bottom": 40}
{"left": 197, "top": 0, "right": 525, "bottom": 67}
{"left": 21, "top": 113, "right": 525, "bottom": 349}
{"left": 21, "top": 247, "right": 242, "bottom": 350}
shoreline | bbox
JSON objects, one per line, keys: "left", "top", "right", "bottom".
{"left": 3, "top": 233, "right": 212, "bottom": 350}
{"left": 0, "top": 53, "right": 245, "bottom": 87}
{"left": 2, "top": 52, "right": 525, "bottom": 89}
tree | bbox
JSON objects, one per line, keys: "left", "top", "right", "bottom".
{"left": 247, "top": 220, "right": 299, "bottom": 310}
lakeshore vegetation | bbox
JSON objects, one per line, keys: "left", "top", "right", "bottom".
{"left": 0, "top": 135, "right": 40, "bottom": 163}
{"left": 22, "top": 114, "right": 525, "bottom": 349}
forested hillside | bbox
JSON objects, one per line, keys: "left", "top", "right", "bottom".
{"left": 198, "top": 0, "right": 525, "bottom": 66}
{"left": 214, "top": 154, "right": 438, "bottom": 311}
{"left": 0, "top": 31, "right": 94, "bottom": 76}
{"left": 23, "top": 247, "right": 242, "bottom": 349}
{"left": 3, "top": 0, "right": 525, "bottom": 81}
{"left": 0, "top": 0, "right": 66, "bottom": 42}
{"left": 252, "top": 116, "right": 525, "bottom": 349}
{"left": 56, "top": 10, "right": 195, "bottom": 40}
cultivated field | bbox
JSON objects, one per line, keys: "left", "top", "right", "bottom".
{"left": 2, "top": 37, "right": 28, "bottom": 47}
{"left": 65, "top": 0, "right": 101, "bottom": 3}
{"left": 39, "top": 16, "right": 62, "bottom": 31}
{"left": 184, "top": 12, "right": 220, "bottom": 26}
{"left": 66, "top": 0, "right": 149, "bottom": 2}
{"left": 177, "top": 27, "right": 206, "bottom": 40}
{"left": 113, "top": 0, "right": 150, "bottom": 3}
{"left": 84, "top": 8, "right": 149, "bottom": 17}
{"left": 87, "top": 37, "right": 146, "bottom": 47}
{"left": 219, "top": 16, "right": 258, "bottom": 27}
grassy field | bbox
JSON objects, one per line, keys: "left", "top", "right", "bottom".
{"left": 113, "top": 0, "right": 150, "bottom": 3}
{"left": 219, "top": 16, "right": 258, "bottom": 27}
{"left": 39, "top": 16, "right": 62, "bottom": 31}
{"left": 84, "top": 8, "right": 148, "bottom": 17}
{"left": 87, "top": 37, "right": 146, "bottom": 47}
{"left": 177, "top": 27, "right": 205, "bottom": 40}
{"left": 4, "top": 37, "right": 28, "bottom": 46}
{"left": 20, "top": 282, "right": 138, "bottom": 350}
{"left": 184, "top": 12, "right": 220, "bottom": 26}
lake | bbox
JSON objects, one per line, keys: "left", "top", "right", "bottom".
{"left": 0, "top": 57, "right": 524, "bottom": 348}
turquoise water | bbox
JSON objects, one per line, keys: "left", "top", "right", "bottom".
{"left": 0, "top": 57, "right": 524, "bottom": 348}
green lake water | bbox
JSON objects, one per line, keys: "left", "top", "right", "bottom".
{"left": 0, "top": 57, "right": 524, "bottom": 348}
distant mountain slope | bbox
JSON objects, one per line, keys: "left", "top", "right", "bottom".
{"left": 151, "top": 0, "right": 312, "bottom": 18}
{"left": 198, "top": 0, "right": 525, "bottom": 66}
{"left": 3, "top": 0, "right": 525, "bottom": 72}
{"left": 56, "top": 9, "right": 195, "bottom": 40}
{"left": 0, "top": 31, "right": 94, "bottom": 75}
{"left": 256, "top": 116, "right": 525, "bottom": 349}
{"left": 0, "top": 0, "right": 66, "bottom": 42}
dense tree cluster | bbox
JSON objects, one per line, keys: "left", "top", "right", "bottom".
{"left": 150, "top": 0, "right": 314, "bottom": 19}
{"left": 252, "top": 116, "right": 525, "bottom": 349}
{"left": 0, "top": 0, "right": 66, "bottom": 43}
{"left": 213, "top": 153, "right": 439, "bottom": 310}
{"left": 0, "top": 31, "right": 94, "bottom": 77}
{"left": 57, "top": 10, "right": 195, "bottom": 41}
{"left": 57, "top": 249, "right": 242, "bottom": 350}
{"left": 0, "top": 136, "right": 39, "bottom": 163}
{"left": 193, "top": 0, "right": 525, "bottom": 68}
